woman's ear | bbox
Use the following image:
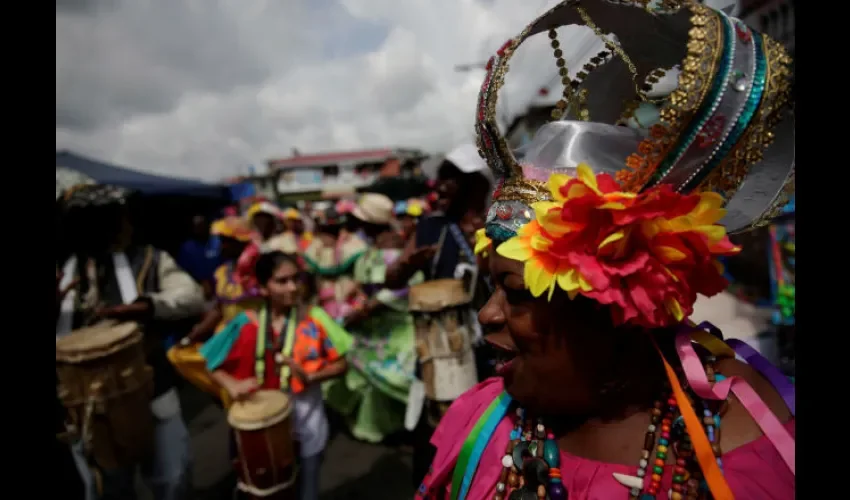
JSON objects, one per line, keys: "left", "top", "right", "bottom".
{"left": 258, "top": 286, "right": 269, "bottom": 297}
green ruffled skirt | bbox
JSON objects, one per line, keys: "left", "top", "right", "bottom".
{"left": 324, "top": 310, "right": 416, "bottom": 443}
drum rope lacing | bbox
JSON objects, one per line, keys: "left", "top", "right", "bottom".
{"left": 234, "top": 428, "right": 299, "bottom": 498}
{"left": 235, "top": 472, "right": 298, "bottom": 498}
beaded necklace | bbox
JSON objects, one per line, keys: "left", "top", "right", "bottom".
{"left": 457, "top": 359, "right": 725, "bottom": 500}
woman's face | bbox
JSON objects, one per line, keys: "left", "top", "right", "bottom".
{"left": 479, "top": 252, "right": 617, "bottom": 415}
{"left": 435, "top": 178, "right": 459, "bottom": 213}
{"left": 219, "top": 237, "right": 244, "bottom": 261}
{"left": 252, "top": 213, "right": 276, "bottom": 238}
{"left": 459, "top": 211, "right": 484, "bottom": 246}
{"left": 261, "top": 260, "right": 301, "bottom": 308}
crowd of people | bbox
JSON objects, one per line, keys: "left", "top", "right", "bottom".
{"left": 55, "top": 143, "right": 496, "bottom": 500}
{"left": 55, "top": 1, "right": 795, "bottom": 499}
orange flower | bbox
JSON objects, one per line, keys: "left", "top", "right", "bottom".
{"left": 496, "top": 164, "right": 739, "bottom": 328}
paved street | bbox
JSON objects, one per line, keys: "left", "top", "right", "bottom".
{"left": 176, "top": 383, "right": 416, "bottom": 500}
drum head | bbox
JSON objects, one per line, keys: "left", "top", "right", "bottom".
{"left": 56, "top": 321, "right": 141, "bottom": 362}
{"left": 409, "top": 279, "right": 471, "bottom": 312}
{"left": 228, "top": 390, "right": 293, "bottom": 430}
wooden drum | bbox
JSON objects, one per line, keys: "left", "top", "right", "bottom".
{"left": 229, "top": 390, "right": 297, "bottom": 499}
{"left": 55, "top": 321, "right": 154, "bottom": 470}
{"left": 410, "top": 279, "right": 479, "bottom": 410}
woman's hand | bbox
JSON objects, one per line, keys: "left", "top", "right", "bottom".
{"left": 343, "top": 299, "right": 380, "bottom": 329}
{"left": 226, "top": 378, "right": 260, "bottom": 401}
{"left": 201, "top": 280, "right": 215, "bottom": 301}
{"left": 181, "top": 307, "right": 223, "bottom": 345}
{"left": 406, "top": 245, "right": 438, "bottom": 270}
{"left": 181, "top": 325, "right": 206, "bottom": 346}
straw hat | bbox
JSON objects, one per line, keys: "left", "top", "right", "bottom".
{"left": 246, "top": 201, "right": 282, "bottom": 220}
{"left": 282, "top": 207, "right": 301, "bottom": 220}
{"left": 351, "top": 193, "right": 394, "bottom": 225}
{"left": 210, "top": 216, "right": 253, "bottom": 242}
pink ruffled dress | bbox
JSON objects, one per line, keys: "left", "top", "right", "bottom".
{"left": 418, "top": 378, "right": 794, "bottom": 500}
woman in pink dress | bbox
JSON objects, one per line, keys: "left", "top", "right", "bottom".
{"left": 303, "top": 205, "right": 368, "bottom": 321}
{"left": 416, "top": 2, "right": 795, "bottom": 499}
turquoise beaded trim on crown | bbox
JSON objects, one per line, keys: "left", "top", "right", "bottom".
{"left": 644, "top": 13, "right": 736, "bottom": 189}
{"left": 675, "top": 20, "right": 756, "bottom": 193}
{"left": 485, "top": 224, "right": 517, "bottom": 244}
{"left": 682, "top": 33, "right": 768, "bottom": 194}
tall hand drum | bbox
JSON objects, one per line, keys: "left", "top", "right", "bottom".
{"left": 409, "top": 279, "right": 479, "bottom": 419}
{"left": 55, "top": 321, "right": 154, "bottom": 470}
{"left": 229, "top": 390, "right": 297, "bottom": 499}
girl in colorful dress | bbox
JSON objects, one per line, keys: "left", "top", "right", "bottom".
{"left": 201, "top": 251, "right": 352, "bottom": 500}
{"left": 186, "top": 216, "right": 264, "bottom": 341}
{"left": 417, "top": 2, "right": 795, "bottom": 499}
{"left": 168, "top": 216, "right": 266, "bottom": 402}
{"left": 324, "top": 193, "right": 422, "bottom": 443}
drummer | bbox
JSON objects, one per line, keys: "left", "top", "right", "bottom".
{"left": 56, "top": 184, "right": 205, "bottom": 500}
{"left": 199, "top": 251, "right": 352, "bottom": 500}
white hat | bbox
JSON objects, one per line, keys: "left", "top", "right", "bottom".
{"left": 263, "top": 232, "right": 298, "bottom": 254}
{"left": 445, "top": 144, "right": 488, "bottom": 174}
{"left": 351, "top": 193, "right": 394, "bottom": 225}
{"left": 435, "top": 143, "right": 494, "bottom": 187}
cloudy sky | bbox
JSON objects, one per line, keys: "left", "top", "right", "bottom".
{"left": 56, "top": 0, "right": 605, "bottom": 181}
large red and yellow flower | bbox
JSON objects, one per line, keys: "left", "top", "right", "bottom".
{"left": 496, "top": 164, "right": 740, "bottom": 328}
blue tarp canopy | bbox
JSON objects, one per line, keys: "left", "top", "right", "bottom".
{"left": 228, "top": 181, "right": 257, "bottom": 202}
{"left": 56, "top": 150, "right": 230, "bottom": 200}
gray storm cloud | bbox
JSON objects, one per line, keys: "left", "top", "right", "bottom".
{"left": 56, "top": 0, "right": 570, "bottom": 180}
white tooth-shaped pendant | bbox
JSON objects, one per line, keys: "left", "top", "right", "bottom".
{"left": 612, "top": 472, "right": 644, "bottom": 490}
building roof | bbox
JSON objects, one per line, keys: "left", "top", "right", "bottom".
{"left": 267, "top": 148, "right": 424, "bottom": 170}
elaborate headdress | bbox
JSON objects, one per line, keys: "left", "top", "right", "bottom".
{"left": 475, "top": 0, "right": 793, "bottom": 329}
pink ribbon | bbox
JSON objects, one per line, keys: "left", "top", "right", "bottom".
{"left": 675, "top": 331, "right": 795, "bottom": 474}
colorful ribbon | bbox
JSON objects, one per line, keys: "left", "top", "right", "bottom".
{"left": 725, "top": 338, "right": 795, "bottom": 416}
{"left": 450, "top": 391, "right": 512, "bottom": 500}
{"left": 653, "top": 339, "right": 734, "bottom": 500}
{"left": 679, "top": 330, "right": 795, "bottom": 475}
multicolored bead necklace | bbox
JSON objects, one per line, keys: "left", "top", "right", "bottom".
{"left": 493, "top": 408, "right": 565, "bottom": 500}
{"left": 491, "top": 360, "right": 724, "bottom": 500}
